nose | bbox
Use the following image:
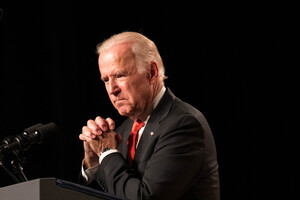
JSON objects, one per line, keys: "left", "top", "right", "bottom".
{"left": 107, "top": 79, "right": 120, "bottom": 96}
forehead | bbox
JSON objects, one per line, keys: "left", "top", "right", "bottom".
{"left": 98, "top": 43, "right": 136, "bottom": 75}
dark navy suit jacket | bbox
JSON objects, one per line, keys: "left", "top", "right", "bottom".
{"left": 87, "top": 88, "right": 220, "bottom": 200}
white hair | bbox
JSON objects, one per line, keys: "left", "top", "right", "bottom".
{"left": 96, "top": 32, "right": 167, "bottom": 82}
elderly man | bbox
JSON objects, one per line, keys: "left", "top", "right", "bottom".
{"left": 79, "top": 32, "right": 220, "bottom": 200}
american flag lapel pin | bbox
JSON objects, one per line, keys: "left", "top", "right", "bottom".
{"left": 150, "top": 131, "right": 154, "bottom": 136}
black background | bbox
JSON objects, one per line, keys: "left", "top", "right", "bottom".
{"left": 0, "top": 2, "right": 296, "bottom": 200}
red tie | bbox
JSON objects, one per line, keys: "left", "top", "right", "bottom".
{"left": 127, "top": 120, "right": 145, "bottom": 165}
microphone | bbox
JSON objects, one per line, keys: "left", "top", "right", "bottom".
{"left": 0, "top": 122, "right": 58, "bottom": 154}
{"left": 0, "top": 122, "right": 58, "bottom": 183}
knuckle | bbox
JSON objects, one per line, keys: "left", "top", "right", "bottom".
{"left": 87, "top": 119, "right": 93, "bottom": 126}
{"left": 95, "top": 116, "right": 103, "bottom": 122}
{"left": 106, "top": 117, "right": 114, "bottom": 124}
{"left": 82, "top": 126, "right": 90, "bottom": 134}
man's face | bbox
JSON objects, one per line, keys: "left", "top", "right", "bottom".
{"left": 98, "top": 44, "right": 152, "bottom": 119}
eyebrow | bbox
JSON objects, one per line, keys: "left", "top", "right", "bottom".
{"left": 100, "top": 71, "right": 128, "bottom": 82}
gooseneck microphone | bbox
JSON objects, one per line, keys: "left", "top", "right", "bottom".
{"left": 0, "top": 122, "right": 59, "bottom": 183}
{"left": 0, "top": 122, "right": 58, "bottom": 154}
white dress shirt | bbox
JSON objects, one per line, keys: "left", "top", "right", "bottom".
{"left": 81, "top": 86, "right": 166, "bottom": 184}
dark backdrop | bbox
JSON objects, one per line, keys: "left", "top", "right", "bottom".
{"left": 0, "top": 2, "right": 296, "bottom": 200}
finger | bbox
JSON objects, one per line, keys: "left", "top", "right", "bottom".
{"left": 82, "top": 126, "right": 96, "bottom": 138}
{"left": 95, "top": 116, "right": 109, "bottom": 132}
{"left": 106, "top": 117, "right": 115, "bottom": 130}
{"left": 79, "top": 133, "right": 93, "bottom": 142}
{"left": 82, "top": 126, "right": 96, "bottom": 139}
{"left": 87, "top": 119, "right": 103, "bottom": 135}
{"left": 79, "top": 133, "right": 87, "bottom": 141}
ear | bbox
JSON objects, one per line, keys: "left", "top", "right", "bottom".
{"left": 149, "top": 61, "right": 159, "bottom": 83}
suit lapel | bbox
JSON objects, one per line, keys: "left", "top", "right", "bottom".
{"left": 117, "top": 119, "right": 134, "bottom": 159}
{"left": 117, "top": 88, "right": 176, "bottom": 162}
{"left": 134, "top": 88, "right": 175, "bottom": 160}
{"left": 135, "top": 120, "right": 160, "bottom": 155}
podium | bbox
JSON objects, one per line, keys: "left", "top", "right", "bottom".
{"left": 0, "top": 177, "right": 128, "bottom": 200}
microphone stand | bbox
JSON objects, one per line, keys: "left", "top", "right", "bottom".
{"left": 0, "top": 145, "right": 28, "bottom": 183}
{"left": 10, "top": 158, "right": 28, "bottom": 182}
{"left": 0, "top": 122, "right": 58, "bottom": 184}
{"left": 0, "top": 160, "right": 20, "bottom": 183}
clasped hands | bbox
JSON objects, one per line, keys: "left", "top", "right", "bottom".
{"left": 79, "top": 116, "right": 122, "bottom": 168}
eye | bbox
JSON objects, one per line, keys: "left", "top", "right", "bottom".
{"left": 116, "top": 74, "right": 125, "bottom": 78}
{"left": 101, "top": 77, "right": 109, "bottom": 83}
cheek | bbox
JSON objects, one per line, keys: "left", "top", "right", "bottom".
{"left": 133, "top": 87, "right": 151, "bottom": 108}
{"left": 119, "top": 77, "right": 150, "bottom": 107}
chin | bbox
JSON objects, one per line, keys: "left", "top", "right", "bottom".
{"left": 118, "top": 108, "right": 138, "bottom": 119}
{"left": 117, "top": 107, "right": 131, "bottom": 117}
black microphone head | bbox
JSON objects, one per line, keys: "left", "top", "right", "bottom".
{"left": 23, "top": 123, "right": 43, "bottom": 135}
{"left": 22, "top": 123, "right": 44, "bottom": 147}
{"left": 33, "top": 122, "right": 59, "bottom": 144}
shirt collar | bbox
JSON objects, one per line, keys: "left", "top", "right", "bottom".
{"left": 144, "top": 86, "right": 166, "bottom": 124}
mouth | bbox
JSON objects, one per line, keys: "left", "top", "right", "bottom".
{"left": 114, "top": 99, "right": 126, "bottom": 106}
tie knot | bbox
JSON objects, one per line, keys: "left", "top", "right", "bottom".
{"left": 132, "top": 119, "right": 145, "bottom": 134}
